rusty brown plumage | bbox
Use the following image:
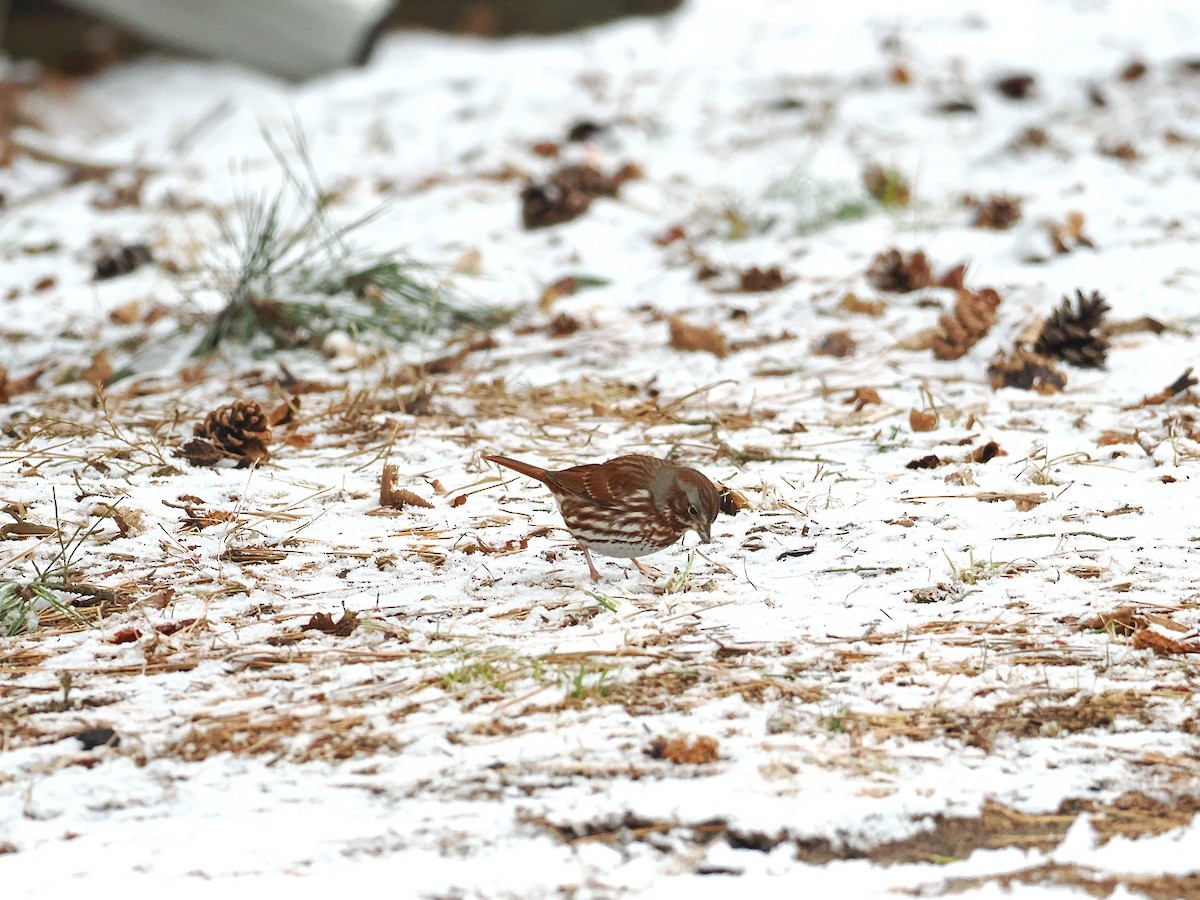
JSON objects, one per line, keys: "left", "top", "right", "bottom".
{"left": 485, "top": 454, "right": 721, "bottom": 581}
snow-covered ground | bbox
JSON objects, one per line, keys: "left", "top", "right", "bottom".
{"left": 3, "top": 1, "right": 1200, "bottom": 896}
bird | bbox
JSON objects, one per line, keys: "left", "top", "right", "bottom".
{"left": 484, "top": 453, "right": 721, "bottom": 582}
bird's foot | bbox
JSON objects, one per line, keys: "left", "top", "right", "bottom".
{"left": 631, "top": 558, "right": 663, "bottom": 579}
{"left": 581, "top": 546, "right": 603, "bottom": 582}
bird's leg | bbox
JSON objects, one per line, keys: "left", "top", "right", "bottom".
{"left": 581, "top": 545, "right": 603, "bottom": 582}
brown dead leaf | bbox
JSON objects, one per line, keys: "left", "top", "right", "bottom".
{"left": 1048, "top": 211, "right": 1096, "bottom": 254}
{"left": 460, "top": 537, "right": 528, "bottom": 555}
{"left": 276, "top": 364, "right": 339, "bottom": 395}
{"left": 937, "top": 264, "right": 968, "bottom": 290}
{"left": 177, "top": 439, "right": 224, "bottom": 467}
{"left": 653, "top": 225, "right": 687, "bottom": 247}
{"left": 267, "top": 397, "right": 298, "bottom": 427}
{"left": 647, "top": 735, "right": 720, "bottom": 764}
{"left": 109, "top": 298, "right": 144, "bottom": 325}
{"left": 1098, "top": 430, "right": 1139, "bottom": 446}
{"left": 668, "top": 316, "right": 729, "bottom": 358}
{"left": 975, "top": 491, "right": 1049, "bottom": 510}
{"left": 82, "top": 349, "right": 113, "bottom": 389}
{"left": 1132, "top": 629, "right": 1200, "bottom": 656}
{"left": 0, "top": 366, "right": 43, "bottom": 403}
{"left": 547, "top": 312, "right": 583, "bottom": 337}
{"left": 302, "top": 610, "right": 360, "bottom": 637}
{"left": 419, "top": 335, "right": 498, "bottom": 375}
{"left": 1076, "top": 606, "right": 1141, "bottom": 634}
{"left": 1100, "top": 141, "right": 1139, "bottom": 162}
{"left": 909, "top": 408, "right": 939, "bottom": 432}
{"left": 154, "top": 618, "right": 198, "bottom": 637}
{"left": 839, "top": 293, "right": 886, "bottom": 316}
{"left": 846, "top": 387, "right": 882, "bottom": 411}
{"left": 735, "top": 265, "right": 791, "bottom": 293}
{"left": 145, "top": 588, "right": 175, "bottom": 610}
{"left": 281, "top": 433, "right": 312, "bottom": 450}
{"left": 906, "top": 454, "right": 945, "bottom": 470}
{"left": 813, "top": 329, "right": 856, "bottom": 358}
{"left": 1136, "top": 367, "right": 1197, "bottom": 407}
{"left": 967, "top": 441, "right": 1004, "bottom": 464}
{"left": 539, "top": 276, "right": 583, "bottom": 311}
{"left": 453, "top": 248, "right": 483, "bottom": 275}
{"left": 0, "top": 521, "right": 58, "bottom": 540}
{"left": 521, "top": 162, "right": 641, "bottom": 230}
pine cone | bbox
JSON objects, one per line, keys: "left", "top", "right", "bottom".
{"left": 988, "top": 347, "right": 1067, "bottom": 394}
{"left": 1034, "top": 289, "right": 1110, "bottom": 368}
{"left": 931, "top": 288, "right": 1002, "bottom": 360}
{"left": 970, "top": 194, "right": 1023, "bottom": 230}
{"left": 521, "top": 162, "right": 641, "bottom": 230}
{"left": 716, "top": 483, "right": 750, "bottom": 517}
{"left": 190, "top": 400, "right": 272, "bottom": 466}
{"left": 866, "top": 249, "right": 933, "bottom": 293}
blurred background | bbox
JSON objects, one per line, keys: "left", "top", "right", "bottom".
{"left": 1, "top": 0, "right": 684, "bottom": 79}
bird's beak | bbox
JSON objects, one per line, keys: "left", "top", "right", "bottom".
{"left": 696, "top": 522, "right": 713, "bottom": 544}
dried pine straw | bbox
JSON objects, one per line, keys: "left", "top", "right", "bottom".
{"left": 523, "top": 790, "right": 1200, "bottom": 865}
{"left": 839, "top": 688, "right": 1161, "bottom": 747}
{"left": 166, "top": 710, "right": 404, "bottom": 761}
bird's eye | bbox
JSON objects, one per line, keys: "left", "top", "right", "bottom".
{"left": 687, "top": 504, "right": 698, "bottom": 517}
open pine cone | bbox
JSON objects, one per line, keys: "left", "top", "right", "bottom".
{"left": 1034, "top": 289, "right": 1109, "bottom": 368}
{"left": 988, "top": 347, "right": 1068, "bottom": 394}
{"left": 931, "top": 288, "right": 1002, "bottom": 360}
{"left": 866, "top": 248, "right": 933, "bottom": 293}
{"left": 183, "top": 400, "right": 273, "bottom": 467}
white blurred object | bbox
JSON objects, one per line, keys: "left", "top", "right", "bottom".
{"left": 58, "top": 0, "right": 397, "bottom": 80}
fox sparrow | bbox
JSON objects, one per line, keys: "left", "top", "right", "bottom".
{"left": 485, "top": 453, "right": 721, "bottom": 581}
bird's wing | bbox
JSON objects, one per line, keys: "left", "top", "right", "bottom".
{"left": 543, "top": 464, "right": 616, "bottom": 506}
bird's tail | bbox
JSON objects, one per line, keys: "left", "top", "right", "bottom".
{"left": 484, "top": 454, "right": 550, "bottom": 484}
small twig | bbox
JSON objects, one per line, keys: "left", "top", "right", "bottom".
{"left": 41, "top": 581, "right": 135, "bottom": 606}
{"left": 1131, "top": 367, "right": 1198, "bottom": 408}
{"left": 658, "top": 379, "right": 738, "bottom": 411}
{"left": 994, "top": 531, "right": 1130, "bottom": 542}
{"left": 818, "top": 565, "right": 903, "bottom": 575}
{"left": 691, "top": 547, "right": 735, "bottom": 576}
{"left": 12, "top": 137, "right": 157, "bottom": 181}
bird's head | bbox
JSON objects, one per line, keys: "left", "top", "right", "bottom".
{"left": 662, "top": 466, "right": 720, "bottom": 543}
